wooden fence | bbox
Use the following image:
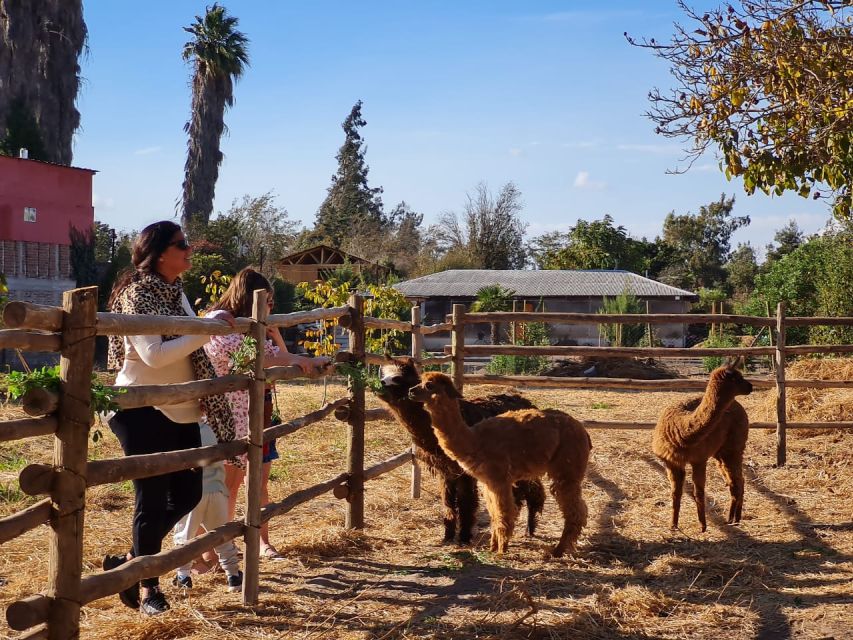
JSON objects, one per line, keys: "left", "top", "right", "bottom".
{"left": 0, "top": 288, "right": 430, "bottom": 640}
{"left": 441, "top": 303, "right": 853, "bottom": 468}
{"left": 2, "top": 290, "right": 852, "bottom": 639}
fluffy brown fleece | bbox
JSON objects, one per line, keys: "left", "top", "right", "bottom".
{"left": 410, "top": 372, "right": 592, "bottom": 557}
{"left": 652, "top": 364, "right": 753, "bottom": 532}
{"left": 377, "top": 358, "right": 546, "bottom": 545}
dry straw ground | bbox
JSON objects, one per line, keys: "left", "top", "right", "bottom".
{"left": 1, "top": 359, "right": 851, "bottom": 639}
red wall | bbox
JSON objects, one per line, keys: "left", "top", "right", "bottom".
{"left": 0, "top": 156, "right": 95, "bottom": 246}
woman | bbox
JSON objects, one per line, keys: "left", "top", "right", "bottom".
{"left": 204, "top": 267, "right": 329, "bottom": 559}
{"left": 103, "top": 221, "right": 235, "bottom": 615}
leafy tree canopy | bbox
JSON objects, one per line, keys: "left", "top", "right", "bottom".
{"left": 314, "top": 100, "right": 387, "bottom": 245}
{"left": 658, "top": 194, "right": 749, "bottom": 290}
{"left": 630, "top": 0, "right": 853, "bottom": 220}
{"left": 725, "top": 242, "right": 759, "bottom": 298}
{"left": 430, "top": 182, "right": 527, "bottom": 270}
{"left": 764, "top": 219, "right": 806, "bottom": 264}
{"left": 528, "top": 214, "right": 650, "bottom": 273}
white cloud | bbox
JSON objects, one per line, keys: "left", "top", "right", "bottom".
{"left": 573, "top": 171, "right": 606, "bottom": 190}
{"left": 509, "top": 147, "right": 525, "bottom": 157}
{"left": 616, "top": 143, "right": 683, "bottom": 155}
{"left": 133, "top": 146, "right": 162, "bottom": 156}
{"left": 92, "top": 193, "right": 115, "bottom": 210}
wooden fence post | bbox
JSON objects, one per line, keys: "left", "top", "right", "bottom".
{"left": 346, "top": 294, "right": 365, "bottom": 529}
{"left": 47, "top": 286, "right": 97, "bottom": 640}
{"left": 451, "top": 304, "right": 466, "bottom": 394}
{"left": 410, "top": 306, "right": 422, "bottom": 500}
{"left": 775, "top": 302, "right": 787, "bottom": 466}
{"left": 243, "top": 289, "right": 268, "bottom": 605}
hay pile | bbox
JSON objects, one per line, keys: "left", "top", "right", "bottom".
{"left": 541, "top": 357, "right": 682, "bottom": 380}
{"left": 757, "top": 357, "right": 853, "bottom": 422}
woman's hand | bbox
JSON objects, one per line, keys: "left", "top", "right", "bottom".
{"left": 215, "top": 310, "right": 237, "bottom": 329}
{"left": 291, "top": 354, "right": 331, "bottom": 375}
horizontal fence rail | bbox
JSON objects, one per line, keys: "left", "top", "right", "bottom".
{"left": 452, "top": 345, "right": 777, "bottom": 358}
{"left": 460, "top": 311, "right": 778, "bottom": 326}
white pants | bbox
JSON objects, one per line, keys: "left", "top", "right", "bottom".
{"left": 173, "top": 491, "right": 240, "bottom": 576}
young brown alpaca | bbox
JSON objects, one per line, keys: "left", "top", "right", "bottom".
{"left": 652, "top": 364, "right": 753, "bottom": 532}
{"left": 377, "top": 358, "right": 546, "bottom": 545}
{"left": 409, "top": 372, "right": 592, "bottom": 557}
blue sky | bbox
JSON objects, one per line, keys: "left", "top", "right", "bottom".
{"left": 75, "top": 1, "right": 831, "bottom": 258}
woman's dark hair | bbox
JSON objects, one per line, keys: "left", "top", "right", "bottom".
{"left": 209, "top": 267, "right": 272, "bottom": 318}
{"left": 107, "top": 220, "right": 182, "bottom": 309}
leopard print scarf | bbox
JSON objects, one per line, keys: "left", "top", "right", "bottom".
{"left": 108, "top": 271, "right": 237, "bottom": 449}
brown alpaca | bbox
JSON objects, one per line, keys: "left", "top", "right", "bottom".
{"left": 377, "top": 358, "right": 545, "bottom": 545}
{"left": 652, "top": 364, "right": 753, "bottom": 532}
{"left": 409, "top": 372, "right": 592, "bottom": 557}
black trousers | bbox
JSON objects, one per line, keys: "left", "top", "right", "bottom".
{"left": 109, "top": 407, "right": 202, "bottom": 587}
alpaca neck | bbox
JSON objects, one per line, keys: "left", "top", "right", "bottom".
{"left": 384, "top": 397, "right": 441, "bottom": 451}
{"left": 426, "top": 398, "right": 478, "bottom": 463}
{"left": 681, "top": 380, "right": 736, "bottom": 444}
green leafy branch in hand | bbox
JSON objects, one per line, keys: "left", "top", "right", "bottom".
{"left": 229, "top": 336, "right": 259, "bottom": 376}
{"left": 335, "top": 361, "right": 382, "bottom": 393}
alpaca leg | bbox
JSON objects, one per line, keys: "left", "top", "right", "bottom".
{"left": 691, "top": 462, "right": 708, "bottom": 532}
{"left": 551, "top": 478, "right": 588, "bottom": 558}
{"left": 439, "top": 476, "right": 458, "bottom": 543}
{"left": 483, "top": 490, "right": 499, "bottom": 552}
{"left": 716, "top": 453, "right": 745, "bottom": 524}
{"left": 665, "top": 463, "right": 686, "bottom": 530}
{"left": 456, "top": 474, "right": 478, "bottom": 546}
{"left": 489, "top": 484, "right": 519, "bottom": 554}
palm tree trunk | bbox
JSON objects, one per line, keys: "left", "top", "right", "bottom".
{"left": 0, "top": 0, "right": 86, "bottom": 164}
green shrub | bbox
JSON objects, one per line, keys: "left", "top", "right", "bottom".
{"left": 701, "top": 333, "right": 740, "bottom": 372}
{"left": 486, "top": 322, "right": 550, "bottom": 375}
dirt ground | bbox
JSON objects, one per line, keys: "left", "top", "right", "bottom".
{"left": 1, "top": 374, "right": 851, "bottom": 639}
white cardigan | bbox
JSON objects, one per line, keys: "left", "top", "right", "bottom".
{"left": 113, "top": 293, "right": 210, "bottom": 424}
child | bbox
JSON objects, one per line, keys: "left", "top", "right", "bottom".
{"left": 172, "top": 422, "right": 243, "bottom": 592}
{"left": 204, "top": 267, "right": 329, "bottom": 559}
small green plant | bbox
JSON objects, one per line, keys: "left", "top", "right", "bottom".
{"left": 200, "top": 269, "right": 233, "bottom": 306}
{"left": 0, "top": 482, "right": 28, "bottom": 505}
{"left": 6, "top": 366, "right": 126, "bottom": 420}
{"left": 486, "top": 322, "right": 550, "bottom": 375}
{"left": 228, "top": 336, "right": 259, "bottom": 375}
{"left": 590, "top": 401, "right": 612, "bottom": 410}
{"left": 0, "top": 450, "right": 27, "bottom": 472}
{"left": 701, "top": 333, "right": 740, "bottom": 372}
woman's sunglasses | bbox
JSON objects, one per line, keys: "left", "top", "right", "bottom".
{"left": 169, "top": 238, "right": 191, "bottom": 250}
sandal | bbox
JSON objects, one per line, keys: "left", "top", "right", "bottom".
{"left": 261, "top": 546, "right": 285, "bottom": 560}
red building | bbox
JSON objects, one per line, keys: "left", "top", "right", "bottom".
{"left": 0, "top": 153, "right": 96, "bottom": 305}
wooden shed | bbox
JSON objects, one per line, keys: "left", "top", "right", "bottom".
{"left": 276, "top": 244, "right": 390, "bottom": 285}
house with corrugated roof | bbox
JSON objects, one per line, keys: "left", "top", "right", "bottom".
{"left": 394, "top": 269, "right": 698, "bottom": 348}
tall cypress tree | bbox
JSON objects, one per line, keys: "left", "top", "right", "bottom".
{"left": 314, "top": 100, "right": 385, "bottom": 246}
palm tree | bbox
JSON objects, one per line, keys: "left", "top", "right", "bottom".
{"left": 0, "top": 0, "right": 86, "bottom": 164}
{"left": 181, "top": 4, "right": 249, "bottom": 227}
{"left": 470, "top": 284, "right": 515, "bottom": 345}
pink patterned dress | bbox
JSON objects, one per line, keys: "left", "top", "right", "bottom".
{"left": 203, "top": 310, "right": 279, "bottom": 463}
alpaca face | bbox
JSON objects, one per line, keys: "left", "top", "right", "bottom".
{"left": 408, "top": 372, "right": 462, "bottom": 404}
{"left": 378, "top": 358, "right": 421, "bottom": 401}
{"left": 712, "top": 365, "right": 753, "bottom": 397}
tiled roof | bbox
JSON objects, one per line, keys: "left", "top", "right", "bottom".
{"left": 394, "top": 270, "right": 697, "bottom": 299}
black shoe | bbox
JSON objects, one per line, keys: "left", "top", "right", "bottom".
{"left": 226, "top": 571, "right": 243, "bottom": 593}
{"left": 102, "top": 554, "right": 139, "bottom": 610}
{"left": 140, "top": 586, "right": 170, "bottom": 616}
{"left": 172, "top": 574, "right": 192, "bottom": 589}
